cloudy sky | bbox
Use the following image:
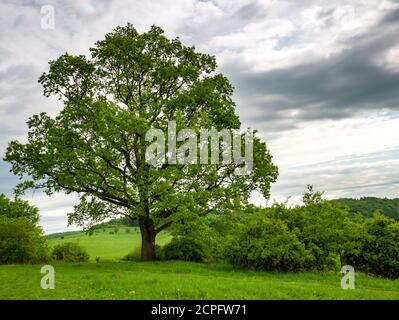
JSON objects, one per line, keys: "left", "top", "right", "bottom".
{"left": 1, "top": 0, "right": 399, "bottom": 233}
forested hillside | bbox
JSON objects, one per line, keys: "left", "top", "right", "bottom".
{"left": 334, "top": 197, "right": 399, "bottom": 220}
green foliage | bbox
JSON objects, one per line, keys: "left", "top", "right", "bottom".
{"left": 226, "top": 214, "right": 314, "bottom": 272}
{"left": 290, "top": 201, "right": 350, "bottom": 270}
{"left": 92, "top": 217, "right": 138, "bottom": 230}
{"left": 225, "top": 186, "right": 353, "bottom": 272}
{"left": 167, "top": 211, "right": 228, "bottom": 261}
{"left": 0, "top": 194, "right": 39, "bottom": 225}
{"left": 52, "top": 242, "right": 90, "bottom": 262}
{"left": 302, "top": 184, "right": 324, "bottom": 206}
{"left": 343, "top": 212, "right": 399, "bottom": 279}
{"left": 162, "top": 237, "right": 210, "bottom": 262}
{"left": 0, "top": 194, "right": 46, "bottom": 264}
{"left": 334, "top": 197, "right": 399, "bottom": 220}
{"left": 224, "top": 186, "right": 398, "bottom": 278}
{"left": 4, "top": 23, "right": 278, "bottom": 260}
{"left": 0, "top": 217, "right": 49, "bottom": 264}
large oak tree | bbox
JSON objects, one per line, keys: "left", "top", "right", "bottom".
{"left": 5, "top": 24, "right": 278, "bottom": 260}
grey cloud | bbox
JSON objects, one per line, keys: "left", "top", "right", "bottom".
{"left": 231, "top": 2, "right": 268, "bottom": 21}
{"left": 227, "top": 9, "right": 399, "bottom": 131}
{"left": 380, "top": 7, "right": 399, "bottom": 24}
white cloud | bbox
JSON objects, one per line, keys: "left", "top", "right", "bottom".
{"left": 267, "top": 113, "right": 399, "bottom": 167}
{"left": 22, "top": 192, "right": 79, "bottom": 233}
{"left": 265, "top": 114, "right": 399, "bottom": 206}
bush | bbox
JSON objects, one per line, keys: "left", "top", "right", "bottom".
{"left": 0, "top": 194, "right": 39, "bottom": 225}
{"left": 161, "top": 237, "right": 209, "bottom": 262}
{"left": 122, "top": 247, "right": 141, "bottom": 261}
{"left": 167, "top": 210, "right": 232, "bottom": 262}
{"left": 289, "top": 202, "right": 350, "bottom": 271}
{"left": 123, "top": 245, "right": 162, "bottom": 261}
{"left": 225, "top": 214, "right": 314, "bottom": 272}
{"left": 0, "top": 217, "right": 49, "bottom": 264}
{"left": 261, "top": 188, "right": 352, "bottom": 271}
{"left": 52, "top": 242, "right": 89, "bottom": 262}
{"left": 343, "top": 212, "right": 399, "bottom": 279}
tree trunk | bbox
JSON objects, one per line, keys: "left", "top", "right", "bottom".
{"left": 139, "top": 216, "right": 156, "bottom": 261}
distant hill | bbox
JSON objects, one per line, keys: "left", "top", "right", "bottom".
{"left": 46, "top": 230, "right": 82, "bottom": 239}
{"left": 333, "top": 197, "right": 399, "bottom": 220}
{"left": 93, "top": 216, "right": 138, "bottom": 229}
{"left": 46, "top": 217, "right": 138, "bottom": 238}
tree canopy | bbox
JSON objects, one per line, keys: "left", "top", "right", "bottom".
{"left": 0, "top": 194, "right": 39, "bottom": 225}
{"left": 333, "top": 197, "right": 399, "bottom": 220}
{"left": 4, "top": 24, "right": 278, "bottom": 260}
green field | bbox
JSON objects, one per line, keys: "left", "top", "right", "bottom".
{"left": 1, "top": 261, "right": 399, "bottom": 299}
{"left": 0, "top": 228, "right": 398, "bottom": 300}
{"left": 48, "top": 227, "right": 171, "bottom": 260}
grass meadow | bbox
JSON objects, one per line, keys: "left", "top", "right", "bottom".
{"left": 0, "top": 227, "right": 398, "bottom": 299}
